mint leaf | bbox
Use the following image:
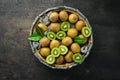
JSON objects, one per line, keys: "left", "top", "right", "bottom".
{"left": 73, "top": 37, "right": 85, "bottom": 44}
{"left": 28, "top": 33, "right": 42, "bottom": 41}
{"left": 36, "top": 27, "right": 44, "bottom": 37}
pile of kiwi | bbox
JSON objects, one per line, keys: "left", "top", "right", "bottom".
{"left": 31, "top": 7, "right": 92, "bottom": 68}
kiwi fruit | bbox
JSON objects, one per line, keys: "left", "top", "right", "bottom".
{"left": 65, "top": 51, "right": 73, "bottom": 62}
{"left": 50, "top": 40, "right": 60, "bottom": 49}
{"left": 51, "top": 48, "right": 60, "bottom": 57}
{"left": 56, "top": 31, "right": 66, "bottom": 40}
{"left": 59, "top": 45, "right": 68, "bottom": 55}
{"left": 82, "top": 26, "right": 91, "bottom": 37}
{"left": 40, "top": 37, "right": 50, "bottom": 47}
{"left": 73, "top": 53, "right": 83, "bottom": 63}
{"left": 46, "top": 55, "right": 55, "bottom": 64}
{"left": 49, "top": 11, "right": 59, "bottom": 22}
{"left": 47, "top": 32, "right": 56, "bottom": 40}
{"left": 61, "top": 21, "right": 70, "bottom": 31}
{"left": 67, "top": 28, "right": 78, "bottom": 38}
{"left": 56, "top": 55, "right": 64, "bottom": 64}
{"left": 75, "top": 20, "right": 85, "bottom": 31}
{"left": 40, "top": 48, "right": 50, "bottom": 57}
{"left": 62, "top": 36, "right": 72, "bottom": 46}
{"left": 69, "top": 14, "right": 78, "bottom": 23}
{"left": 71, "top": 43, "right": 80, "bottom": 53}
{"left": 59, "top": 10, "right": 68, "bottom": 21}
{"left": 50, "top": 23, "right": 60, "bottom": 32}
{"left": 38, "top": 23, "right": 48, "bottom": 31}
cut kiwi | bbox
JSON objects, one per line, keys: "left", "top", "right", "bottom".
{"left": 82, "top": 27, "right": 91, "bottom": 37}
{"left": 46, "top": 55, "right": 55, "bottom": 64}
{"left": 51, "top": 48, "right": 60, "bottom": 57}
{"left": 61, "top": 21, "right": 70, "bottom": 31}
{"left": 47, "top": 32, "right": 56, "bottom": 40}
{"left": 73, "top": 53, "right": 83, "bottom": 63}
{"left": 56, "top": 31, "right": 66, "bottom": 40}
{"left": 59, "top": 45, "right": 68, "bottom": 55}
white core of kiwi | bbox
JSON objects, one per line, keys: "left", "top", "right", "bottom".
{"left": 64, "top": 25, "right": 67, "bottom": 28}
{"left": 50, "top": 34, "right": 54, "bottom": 38}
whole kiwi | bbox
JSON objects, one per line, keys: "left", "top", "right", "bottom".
{"left": 65, "top": 51, "right": 73, "bottom": 62}
{"left": 49, "top": 11, "right": 59, "bottom": 22}
{"left": 75, "top": 20, "right": 85, "bottom": 31}
{"left": 40, "top": 47, "right": 50, "bottom": 57}
{"left": 69, "top": 14, "right": 78, "bottom": 23}
{"left": 50, "top": 40, "right": 60, "bottom": 49}
{"left": 38, "top": 23, "right": 48, "bottom": 31}
{"left": 40, "top": 37, "right": 50, "bottom": 47}
{"left": 71, "top": 43, "right": 80, "bottom": 53}
{"left": 59, "top": 10, "right": 68, "bottom": 21}
{"left": 56, "top": 55, "right": 64, "bottom": 64}
{"left": 67, "top": 28, "right": 78, "bottom": 38}
{"left": 50, "top": 23, "right": 60, "bottom": 32}
{"left": 62, "top": 37, "right": 72, "bottom": 46}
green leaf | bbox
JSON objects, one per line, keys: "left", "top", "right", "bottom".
{"left": 36, "top": 26, "right": 44, "bottom": 37}
{"left": 73, "top": 37, "right": 85, "bottom": 44}
{"left": 28, "top": 33, "right": 42, "bottom": 41}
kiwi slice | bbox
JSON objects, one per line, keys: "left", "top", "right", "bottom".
{"left": 73, "top": 53, "right": 83, "bottom": 63}
{"left": 59, "top": 45, "right": 68, "bottom": 55}
{"left": 47, "top": 32, "right": 56, "bottom": 40}
{"left": 51, "top": 48, "right": 60, "bottom": 57}
{"left": 56, "top": 31, "right": 66, "bottom": 40}
{"left": 82, "top": 27, "right": 91, "bottom": 37}
{"left": 46, "top": 55, "right": 55, "bottom": 64}
{"left": 61, "top": 21, "right": 70, "bottom": 31}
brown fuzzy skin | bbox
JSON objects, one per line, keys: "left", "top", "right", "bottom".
{"left": 69, "top": 14, "right": 78, "bottom": 23}
{"left": 38, "top": 23, "right": 48, "bottom": 31}
{"left": 50, "top": 23, "right": 60, "bottom": 32}
{"left": 62, "top": 37, "right": 72, "bottom": 46}
{"left": 56, "top": 55, "right": 64, "bottom": 64}
{"left": 67, "top": 28, "right": 78, "bottom": 38}
{"left": 40, "top": 48, "right": 50, "bottom": 57}
{"left": 49, "top": 11, "right": 59, "bottom": 22}
{"left": 40, "top": 37, "right": 50, "bottom": 47}
{"left": 50, "top": 40, "right": 60, "bottom": 49}
{"left": 65, "top": 51, "right": 73, "bottom": 62}
{"left": 75, "top": 20, "right": 86, "bottom": 31}
{"left": 59, "top": 10, "right": 68, "bottom": 21}
{"left": 71, "top": 43, "right": 80, "bottom": 53}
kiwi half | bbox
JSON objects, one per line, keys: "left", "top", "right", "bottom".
{"left": 82, "top": 27, "right": 91, "bottom": 37}
{"left": 61, "top": 21, "right": 70, "bottom": 31}
{"left": 46, "top": 55, "right": 55, "bottom": 64}
{"left": 73, "top": 53, "right": 83, "bottom": 63}
{"left": 51, "top": 48, "right": 60, "bottom": 57}
{"left": 47, "top": 32, "right": 56, "bottom": 40}
{"left": 56, "top": 31, "right": 66, "bottom": 40}
{"left": 59, "top": 45, "right": 68, "bottom": 55}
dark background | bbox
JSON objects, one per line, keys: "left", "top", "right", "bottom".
{"left": 0, "top": 0, "right": 120, "bottom": 80}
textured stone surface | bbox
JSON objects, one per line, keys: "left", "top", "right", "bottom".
{"left": 0, "top": 0, "right": 120, "bottom": 80}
